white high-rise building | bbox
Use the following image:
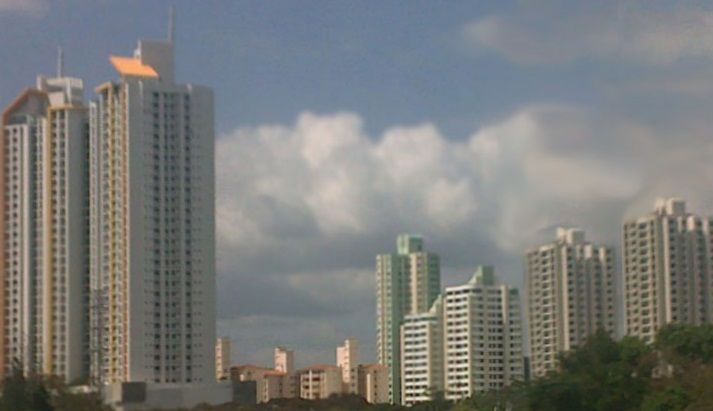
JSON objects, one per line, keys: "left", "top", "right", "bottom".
{"left": 1, "top": 71, "right": 89, "bottom": 383}
{"left": 274, "top": 346, "right": 294, "bottom": 374}
{"left": 444, "top": 267, "right": 523, "bottom": 400}
{"left": 400, "top": 296, "right": 443, "bottom": 406}
{"left": 336, "top": 338, "right": 358, "bottom": 393}
{"left": 525, "top": 228, "right": 616, "bottom": 378}
{"left": 623, "top": 198, "right": 713, "bottom": 343}
{"left": 376, "top": 234, "right": 440, "bottom": 404}
{"left": 215, "top": 337, "right": 231, "bottom": 381}
{"left": 89, "top": 34, "right": 215, "bottom": 385}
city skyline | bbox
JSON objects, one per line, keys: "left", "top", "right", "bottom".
{"left": 3, "top": 0, "right": 713, "bottom": 371}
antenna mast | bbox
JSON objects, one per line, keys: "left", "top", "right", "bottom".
{"left": 57, "top": 47, "right": 64, "bottom": 77}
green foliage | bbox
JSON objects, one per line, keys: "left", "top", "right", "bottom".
{"left": 0, "top": 361, "right": 32, "bottom": 411}
{"left": 641, "top": 386, "right": 691, "bottom": 411}
{"left": 655, "top": 323, "right": 713, "bottom": 365}
{"left": 0, "top": 361, "right": 54, "bottom": 411}
{"left": 527, "top": 329, "right": 654, "bottom": 411}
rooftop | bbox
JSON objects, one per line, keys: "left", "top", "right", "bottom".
{"left": 109, "top": 56, "right": 159, "bottom": 78}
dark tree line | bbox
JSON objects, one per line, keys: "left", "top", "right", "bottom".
{"left": 0, "top": 360, "right": 108, "bottom": 411}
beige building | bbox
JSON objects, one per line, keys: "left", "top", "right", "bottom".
{"left": 376, "top": 234, "right": 440, "bottom": 404}
{"left": 400, "top": 296, "right": 444, "bottom": 405}
{"left": 526, "top": 228, "right": 616, "bottom": 378}
{"left": 357, "top": 364, "right": 389, "bottom": 404}
{"left": 274, "top": 346, "right": 294, "bottom": 374}
{"left": 216, "top": 337, "right": 231, "bottom": 381}
{"left": 298, "top": 364, "right": 343, "bottom": 400}
{"left": 231, "top": 346, "right": 297, "bottom": 403}
{"left": 623, "top": 198, "right": 713, "bottom": 343}
{"left": 337, "top": 338, "right": 358, "bottom": 393}
{"left": 444, "top": 267, "right": 524, "bottom": 400}
{"left": 231, "top": 364, "right": 295, "bottom": 403}
{"left": 1, "top": 69, "right": 90, "bottom": 382}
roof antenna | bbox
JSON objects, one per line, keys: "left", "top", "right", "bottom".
{"left": 168, "top": 6, "right": 175, "bottom": 43}
{"left": 57, "top": 46, "right": 64, "bottom": 78}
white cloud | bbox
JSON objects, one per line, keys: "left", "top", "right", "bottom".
{"left": 463, "top": 0, "right": 713, "bottom": 65}
{"left": 0, "top": 0, "right": 48, "bottom": 15}
{"left": 217, "top": 104, "right": 713, "bottom": 266}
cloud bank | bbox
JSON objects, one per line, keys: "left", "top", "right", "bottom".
{"left": 216, "top": 105, "right": 713, "bottom": 365}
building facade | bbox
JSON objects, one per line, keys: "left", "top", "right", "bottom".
{"left": 357, "top": 364, "right": 389, "bottom": 404}
{"left": 231, "top": 346, "right": 298, "bottom": 403}
{"left": 274, "top": 346, "right": 294, "bottom": 374}
{"left": 376, "top": 234, "right": 440, "bottom": 404}
{"left": 298, "top": 365, "right": 343, "bottom": 400}
{"left": 231, "top": 364, "right": 295, "bottom": 403}
{"left": 216, "top": 337, "right": 231, "bottom": 381}
{"left": 89, "top": 37, "right": 215, "bottom": 384}
{"left": 1, "top": 73, "right": 90, "bottom": 383}
{"left": 400, "top": 296, "right": 443, "bottom": 405}
{"left": 525, "top": 228, "right": 616, "bottom": 378}
{"left": 337, "top": 338, "right": 358, "bottom": 393}
{"left": 623, "top": 198, "right": 713, "bottom": 343}
{"left": 444, "top": 267, "right": 523, "bottom": 400}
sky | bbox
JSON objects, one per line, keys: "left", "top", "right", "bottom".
{"left": 2, "top": 0, "right": 713, "bottom": 368}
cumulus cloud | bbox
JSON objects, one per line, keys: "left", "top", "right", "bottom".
{"left": 217, "top": 106, "right": 640, "bottom": 262}
{"left": 0, "top": 0, "right": 48, "bottom": 15}
{"left": 463, "top": 0, "right": 713, "bottom": 65}
{"left": 216, "top": 104, "right": 713, "bottom": 364}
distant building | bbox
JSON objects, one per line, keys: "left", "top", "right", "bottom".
{"left": 231, "top": 346, "right": 298, "bottom": 403}
{"left": 400, "top": 296, "right": 444, "bottom": 405}
{"left": 376, "top": 234, "right": 440, "bottom": 403}
{"left": 275, "top": 346, "right": 295, "bottom": 374}
{"left": 526, "top": 228, "right": 616, "bottom": 378}
{"left": 231, "top": 364, "right": 295, "bottom": 403}
{"left": 336, "top": 338, "right": 358, "bottom": 393}
{"left": 623, "top": 198, "right": 713, "bottom": 343}
{"left": 444, "top": 267, "right": 524, "bottom": 400}
{"left": 216, "top": 337, "right": 232, "bottom": 381}
{"left": 356, "top": 364, "right": 389, "bottom": 404}
{"left": 298, "top": 364, "right": 343, "bottom": 400}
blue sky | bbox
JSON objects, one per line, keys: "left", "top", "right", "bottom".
{"left": 1, "top": 0, "right": 600, "bottom": 137}
{"left": 3, "top": 0, "right": 713, "bottom": 367}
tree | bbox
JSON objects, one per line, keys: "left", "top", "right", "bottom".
{"left": 0, "top": 360, "right": 31, "bottom": 411}
{"left": 655, "top": 323, "right": 713, "bottom": 366}
{"left": 528, "top": 329, "right": 653, "bottom": 411}
{"left": 27, "top": 382, "right": 53, "bottom": 411}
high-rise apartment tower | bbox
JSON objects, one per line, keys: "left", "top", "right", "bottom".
{"left": 623, "top": 198, "right": 713, "bottom": 343}
{"left": 525, "top": 228, "right": 616, "bottom": 378}
{"left": 400, "top": 296, "right": 443, "bottom": 405}
{"left": 444, "top": 267, "right": 523, "bottom": 399}
{"left": 89, "top": 35, "right": 215, "bottom": 384}
{"left": 1, "top": 71, "right": 90, "bottom": 383}
{"left": 376, "top": 234, "right": 440, "bottom": 404}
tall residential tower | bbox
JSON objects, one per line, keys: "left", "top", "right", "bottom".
{"left": 525, "top": 228, "right": 616, "bottom": 378}
{"left": 444, "top": 267, "right": 523, "bottom": 399}
{"left": 376, "top": 234, "right": 440, "bottom": 404}
{"left": 400, "top": 296, "right": 443, "bottom": 405}
{"left": 623, "top": 198, "right": 713, "bottom": 343}
{"left": 1, "top": 72, "right": 90, "bottom": 382}
{"left": 89, "top": 35, "right": 215, "bottom": 384}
